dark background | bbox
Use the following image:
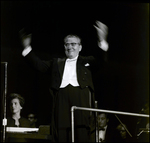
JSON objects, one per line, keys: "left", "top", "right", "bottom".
{"left": 1, "top": 1, "right": 149, "bottom": 136}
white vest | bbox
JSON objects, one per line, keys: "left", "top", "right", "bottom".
{"left": 60, "top": 56, "right": 79, "bottom": 88}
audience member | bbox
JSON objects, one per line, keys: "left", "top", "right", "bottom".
{"left": 7, "top": 93, "right": 30, "bottom": 127}
{"left": 90, "top": 112, "right": 115, "bottom": 142}
{"left": 6, "top": 93, "right": 30, "bottom": 142}
{"left": 114, "top": 123, "right": 133, "bottom": 142}
{"left": 27, "top": 113, "right": 38, "bottom": 128}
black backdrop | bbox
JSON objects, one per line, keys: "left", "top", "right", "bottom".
{"left": 1, "top": 1, "right": 149, "bottom": 136}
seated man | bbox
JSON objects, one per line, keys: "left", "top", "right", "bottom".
{"left": 90, "top": 112, "right": 115, "bottom": 142}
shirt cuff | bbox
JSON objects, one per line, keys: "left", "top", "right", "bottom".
{"left": 98, "top": 40, "right": 109, "bottom": 51}
{"left": 22, "top": 46, "right": 32, "bottom": 57}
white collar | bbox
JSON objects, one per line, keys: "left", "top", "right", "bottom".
{"left": 99, "top": 125, "right": 108, "bottom": 131}
{"left": 66, "top": 55, "right": 78, "bottom": 62}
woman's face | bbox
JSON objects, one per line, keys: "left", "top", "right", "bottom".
{"left": 10, "top": 98, "right": 22, "bottom": 114}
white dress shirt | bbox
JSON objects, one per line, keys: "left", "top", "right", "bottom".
{"left": 60, "top": 56, "right": 79, "bottom": 88}
{"left": 99, "top": 125, "right": 107, "bottom": 142}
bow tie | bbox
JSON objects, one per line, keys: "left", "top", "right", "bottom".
{"left": 99, "top": 127, "right": 105, "bottom": 131}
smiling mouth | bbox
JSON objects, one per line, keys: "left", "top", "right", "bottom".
{"left": 68, "top": 50, "right": 74, "bottom": 53}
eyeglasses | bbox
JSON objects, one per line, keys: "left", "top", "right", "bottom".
{"left": 64, "top": 43, "right": 80, "bottom": 47}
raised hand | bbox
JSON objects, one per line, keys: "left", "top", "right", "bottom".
{"left": 19, "top": 28, "right": 32, "bottom": 48}
{"left": 93, "top": 21, "right": 109, "bottom": 51}
{"left": 93, "top": 20, "right": 108, "bottom": 42}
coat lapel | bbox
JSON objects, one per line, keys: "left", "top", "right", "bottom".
{"left": 57, "top": 56, "right": 83, "bottom": 78}
{"left": 77, "top": 56, "right": 84, "bottom": 72}
{"left": 57, "top": 57, "right": 66, "bottom": 78}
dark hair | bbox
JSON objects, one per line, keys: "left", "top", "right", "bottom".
{"left": 98, "top": 112, "right": 109, "bottom": 119}
{"left": 28, "top": 113, "right": 37, "bottom": 119}
{"left": 8, "top": 93, "right": 25, "bottom": 107}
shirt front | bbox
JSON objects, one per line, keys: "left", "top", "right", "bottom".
{"left": 99, "top": 125, "right": 107, "bottom": 142}
{"left": 60, "top": 56, "right": 79, "bottom": 88}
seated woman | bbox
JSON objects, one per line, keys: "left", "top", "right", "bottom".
{"left": 6, "top": 93, "right": 30, "bottom": 142}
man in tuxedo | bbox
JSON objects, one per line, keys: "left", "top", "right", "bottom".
{"left": 20, "top": 21, "right": 109, "bottom": 142}
{"left": 90, "top": 112, "right": 115, "bottom": 142}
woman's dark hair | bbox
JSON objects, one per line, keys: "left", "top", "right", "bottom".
{"left": 8, "top": 93, "right": 25, "bottom": 107}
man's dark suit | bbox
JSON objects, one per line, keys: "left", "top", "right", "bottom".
{"left": 26, "top": 52, "right": 96, "bottom": 89}
{"left": 90, "top": 125, "right": 115, "bottom": 142}
{"left": 25, "top": 51, "right": 98, "bottom": 102}
{"left": 24, "top": 50, "right": 106, "bottom": 142}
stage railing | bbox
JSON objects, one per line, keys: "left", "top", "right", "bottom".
{"left": 71, "top": 106, "right": 149, "bottom": 142}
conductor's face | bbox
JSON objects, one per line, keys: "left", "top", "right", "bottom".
{"left": 64, "top": 37, "right": 82, "bottom": 59}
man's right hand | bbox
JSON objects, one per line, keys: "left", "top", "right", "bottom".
{"left": 19, "top": 28, "right": 32, "bottom": 48}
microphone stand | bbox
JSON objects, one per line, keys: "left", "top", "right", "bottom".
{"left": 1, "top": 62, "right": 8, "bottom": 142}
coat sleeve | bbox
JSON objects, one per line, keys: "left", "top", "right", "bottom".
{"left": 24, "top": 50, "right": 53, "bottom": 73}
